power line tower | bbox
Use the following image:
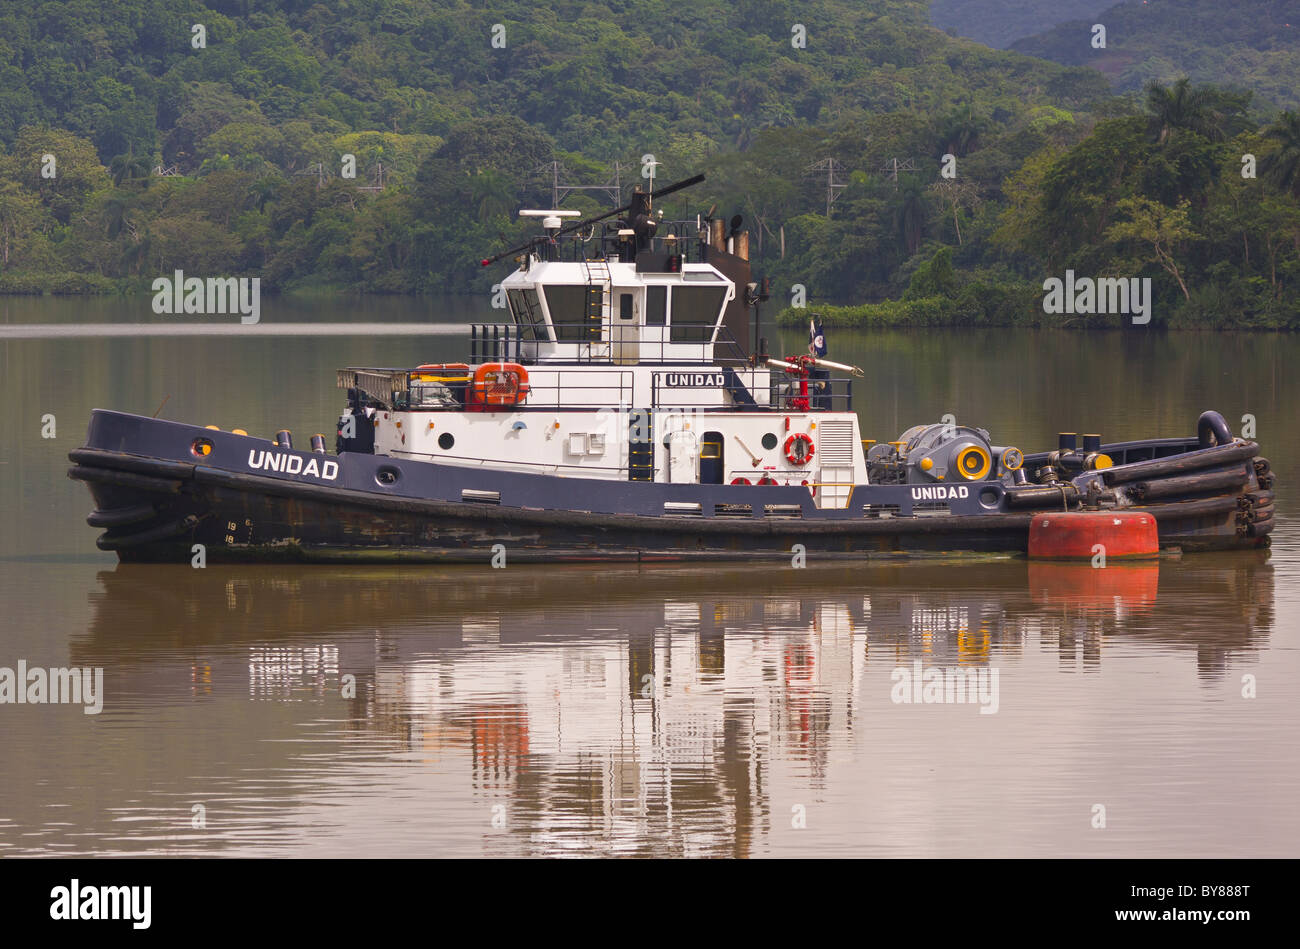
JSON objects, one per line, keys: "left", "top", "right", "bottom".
{"left": 806, "top": 158, "right": 847, "bottom": 217}
{"left": 535, "top": 161, "right": 624, "bottom": 208}
{"left": 879, "top": 157, "right": 918, "bottom": 189}
{"left": 295, "top": 161, "right": 329, "bottom": 189}
{"left": 356, "top": 161, "right": 386, "bottom": 193}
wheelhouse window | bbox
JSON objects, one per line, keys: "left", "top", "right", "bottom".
{"left": 646, "top": 285, "right": 667, "bottom": 325}
{"left": 540, "top": 285, "right": 602, "bottom": 342}
{"left": 669, "top": 285, "right": 727, "bottom": 343}
{"left": 507, "top": 288, "right": 548, "bottom": 341}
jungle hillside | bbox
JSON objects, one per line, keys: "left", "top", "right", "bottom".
{"left": 1010, "top": 0, "right": 1300, "bottom": 111}
{"left": 2, "top": 0, "right": 1300, "bottom": 329}
{"left": 928, "top": 0, "right": 1114, "bottom": 49}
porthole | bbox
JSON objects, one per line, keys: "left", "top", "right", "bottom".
{"left": 438, "top": 432, "right": 455, "bottom": 450}
{"left": 761, "top": 433, "right": 778, "bottom": 451}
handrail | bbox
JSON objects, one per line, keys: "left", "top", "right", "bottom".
{"left": 342, "top": 366, "right": 637, "bottom": 411}
{"left": 468, "top": 319, "right": 747, "bottom": 366}
{"left": 342, "top": 364, "right": 854, "bottom": 413}
{"left": 392, "top": 450, "right": 627, "bottom": 477}
{"left": 769, "top": 374, "right": 854, "bottom": 412}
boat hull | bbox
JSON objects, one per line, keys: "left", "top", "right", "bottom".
{"left": 69, "top": 411, "right": 1273, "bottom": 564}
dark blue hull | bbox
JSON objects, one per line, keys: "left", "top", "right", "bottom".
{"left": 69, "top": 410, "right": 1273, "bottom": 563}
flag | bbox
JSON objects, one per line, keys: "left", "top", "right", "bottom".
{"left": 809, "top": 315, "right": 826, "bottom": 357}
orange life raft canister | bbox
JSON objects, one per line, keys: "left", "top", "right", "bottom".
{"left": 470, "top": 363, "right": 530, "bottom": 408}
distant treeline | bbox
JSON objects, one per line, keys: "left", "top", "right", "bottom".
{"left": 1008, "top": 0, "right": 1300, "bottom": 112}
{"left": 3, "top": 2, "right": 1300, "bottom": 327}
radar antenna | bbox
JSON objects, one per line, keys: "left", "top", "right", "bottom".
{"left": 480, "top": 173, "right": 705, "bottom": 267}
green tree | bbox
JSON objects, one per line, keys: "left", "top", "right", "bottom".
{"left": 935, "top": 103, "right": 987, "bottom": 158}
{"left": 904, "top": 246, "right": 958, "bottom": 299}
{"left": 247, "top": 175, "right": 282, "bottom": 213}
{"left": 1262, "top": 111, "right": 1300, "bottom": 198}
{"left": 0, "top": 180, "right": 45, "bottom": 267}
{"left": 109, "top": 151, "right": 152, "bottom": 188}
{"left": 9, "top": 127, "right": 111, "bottom": 224}
{"left": 894, "top": 177, "right": 930, "bottom": 257}
{"left": 1104, "top": 196, "right": 1196, "bottom": 300}
{"left": 1144, "top": 79, "right": 1249, "bottom": 144}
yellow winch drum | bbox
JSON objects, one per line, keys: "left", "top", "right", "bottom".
{"left": 956, "top": 444, "right": 992, "bottom": 481}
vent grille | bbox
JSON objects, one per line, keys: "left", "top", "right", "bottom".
{"left": 863, "top": 504, "right": 901, "bottom": 519}
{"left": 818, "top": 420, "right": 856, "bottom": 466}
{"left": 664, "top": 501, "right": 703, "bottom": 516}
{"left": 913, "top": 501, "right": 949, "bottom": 516}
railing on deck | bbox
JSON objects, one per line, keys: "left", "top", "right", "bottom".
{"left": 470, "top": 324, "right": 524, "bottom": 363}
{"left": 468, "top": 320, "right": 748, "bottom": 366}
{"left": 340, "top": 363, "right": 854, "bottom": 413}
{"left": 518, "top": 219, "right": 715, "bottom": 265}
{"left": 340, "top": 367, "right": 635, "bottom": 411}
{"left": 645, "top": 371, "right": 853, "bottom": 412}
{"left": 768, "top": 373, "right": 854, "bottom": 413}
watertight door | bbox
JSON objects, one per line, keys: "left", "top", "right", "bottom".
{"left": 667, "top": 430, "right": 698, "bottom": 483}
{"left": 613, "top": 292, "right": 639, "bottom": 365}
{"left": 699, "top": 431, "right": 724, "bottom": 484}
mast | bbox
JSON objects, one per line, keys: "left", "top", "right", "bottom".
{"left": 480, "top": 174, "right": 705, "bottom": 267}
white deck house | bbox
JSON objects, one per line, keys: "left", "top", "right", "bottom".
{"left": 343, "top": 187, "right": 866, "bottom": 509}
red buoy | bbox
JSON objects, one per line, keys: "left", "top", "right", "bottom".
{"left": 1028, "top": 511, "right": 1158, "bottom": 560}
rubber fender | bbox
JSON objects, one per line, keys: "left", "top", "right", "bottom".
{"left": 1197, "top": 410, "right": 1234, "bottom": 448}
{"left": 87, "top": 503, "right": 158, "bottom": 528}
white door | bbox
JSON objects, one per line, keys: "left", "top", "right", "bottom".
{"left": 667, "top": 430, "right": 698, "bottom": 483}
{"left": 613, "top": 291, "right": 640, "bottom": 365}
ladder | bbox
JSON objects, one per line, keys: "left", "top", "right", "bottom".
{"left": 627, "top": 409, "right": 654, "bottom": 482}
{"left": 582, "top": 258, "right": 609, "bottom": 343}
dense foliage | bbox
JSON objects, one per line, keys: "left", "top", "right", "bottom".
{"left": 0, "top": 0, "right": 1109, "bottom": 297}
{"left": 782, "top": 78, "right": 1300, "bottom": 328}
{"left": 2, "top": 1, "right": 1300, "bottom": 328}
{"left": 1010, "top": 0, "right": 1300, "bottom": 111}
{"left": 928, "top": 0, "right": 1114, "bottom": 49}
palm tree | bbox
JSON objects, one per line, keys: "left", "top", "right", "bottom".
{"left": 937, "top": 103, "right": 985, "bottom": 158}
{"left": 119, "top": 226, "right": 152, "bottom": 276}
{"left": 1262, "top": 111, "right": 1300, "bottom": 198}
{"left": 101, "top": 194, "right": 131, "bottom": 239}
{"left": 247, "top": 175, "right": 281, "bottom": 212}
{"left": 109, "top": 151, "right": 152, "bottom": 188}
{"left": 1145, "top": 78, "right": 1234, "bottom": 144}
{"left": 470, "top": 168, "right": 514, "bottom": 224}
{"left": 895, "top": 178, "right": 929, "bottom": 256}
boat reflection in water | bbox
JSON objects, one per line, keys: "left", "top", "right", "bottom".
{"left": 74, "top": 554, "right": 1273, "bottom": 856}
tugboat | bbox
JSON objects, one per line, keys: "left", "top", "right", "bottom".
{"left": 69, "top": 175, "right": 1275, "bottom": 563}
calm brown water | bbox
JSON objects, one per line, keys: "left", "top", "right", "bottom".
{"left": 1, "top": 297, "right": 1297, "bottom": 857}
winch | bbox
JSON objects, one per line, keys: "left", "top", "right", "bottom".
{"left": 868, "top": 421, "right": 1018, "bottom": 485}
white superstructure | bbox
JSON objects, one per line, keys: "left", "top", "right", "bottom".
{"left": 340, "top": 180, "right": 870, "bottom": 510}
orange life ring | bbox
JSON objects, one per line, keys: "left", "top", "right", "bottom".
{"left": 785, "top": 433, "right": 815, "bottom": 466}
{"left": 471, "top": 362, "right": 529, "bottom": 407}
{"left": 757, "top": 475, "right": 778, "bottom": 485}
{"left": 730, "top": 477, "right": 752, "bottom": 485}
